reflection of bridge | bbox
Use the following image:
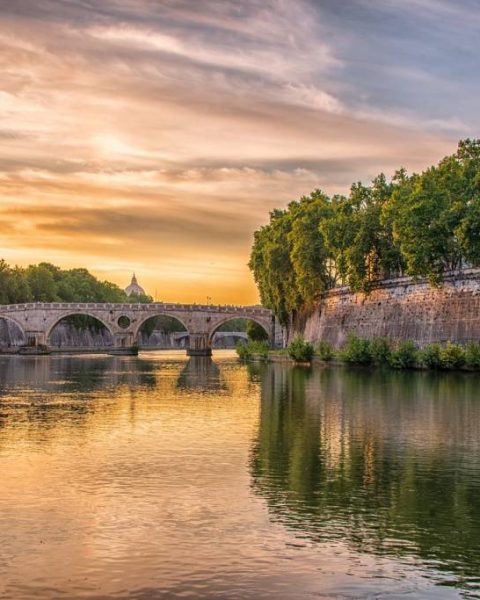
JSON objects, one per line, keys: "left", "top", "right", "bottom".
{"left": 140, "top": 331, "right": 249, "bottom": 350}
{"left": 0, "top": 302, "right": 278, "bottom": 355}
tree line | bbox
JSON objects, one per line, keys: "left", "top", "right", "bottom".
{"left": 249, "top": 139, "right": 480, "bottom": 323}
{"left": 0, "top": 261, "right": 152, "bottom": 304}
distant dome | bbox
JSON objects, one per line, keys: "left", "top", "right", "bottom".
{"left": 125, "top": 273, "right": 145, "bottom": 297}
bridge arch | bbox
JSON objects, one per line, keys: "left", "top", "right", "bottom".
{"left": 0, "top": 315, "right": 27, "bottom": 346}
{"left": 133, "top": 313, "right": 190, "bottom": 345}
{"left": 208, "top": 316, "right": 271, "bottom": 347}
{"left": 46, "top": 312, "right": 115, "bottom": 345}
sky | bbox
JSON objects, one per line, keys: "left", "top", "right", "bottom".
{"left": 0, "top": 0, "right": 478, "bottom": 304}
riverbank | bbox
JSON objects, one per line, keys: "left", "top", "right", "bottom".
{"left": 247, "top": 352, "right": 480, "bottom": 372}
{"left": 238, "top": 336, "right": 480, "bottom": 372}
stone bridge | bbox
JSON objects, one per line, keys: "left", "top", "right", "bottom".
{"left": 0, "top": 302, "right": 278, "bottom": 355}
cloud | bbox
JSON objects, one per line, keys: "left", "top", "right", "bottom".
{"left": 0, "top": 0, "right": 475, "bottom": 303}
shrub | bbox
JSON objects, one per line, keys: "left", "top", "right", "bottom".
{"left": 236, "top": 340, "right": 269, "bottom": 360}
{"left": 465, "top": 341, "right": 480, "bottom": 369}
{"left": 316, "top": 340, "right": 334, "bottom": 361}
{"left": 236, "top": 341, "right": 251, "bottom": 360}
{"left": 419, "top": 343, "right": 443, "bottom": 369}
{"left": 251, "top": 340, "right": 270, "bottom": 359}
{"left": 288, "top": 336, "right": 315, "bottom": 362}
{"left": 389, "top": 340, "right": 418, "bottom": 369}
{"left": 370, "top": 337, "right": 392, "bottom": 365}
{"left": 340, "top": 334, "right": 372, "bottom": 365}
{"left": 439, "top": 342, "right": 465, "bottom": 370}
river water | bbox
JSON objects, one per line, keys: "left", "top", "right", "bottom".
{"left": 1, "top": 351, "right": 479, "bottom": 599}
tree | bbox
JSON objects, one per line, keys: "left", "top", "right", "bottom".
{"left": 0, "top": 260, "right": 141, "bottom": 305}
{"left": 248, "top": 138, "right": 480, "bottom": 318}
{"left": 246, "top": 320, "right": 269, "bottom": 341}
{"left": 288, "top": 190, "right": 335, "bottom": 301}
{"left": 345, "top": 175, "right": 404, "bottom": 291}
{"left": 249, "top": 209, "right": 301, "bottom": 324}
{"left": 26, "top": 264, "right": 59, "bottom": 301}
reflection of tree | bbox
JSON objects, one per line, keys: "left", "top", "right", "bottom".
{"left": 176, "top": 357, "right": 226, "bottom": 393}
{"left": 251, "top": 364, "right": 480, "bottom": 590}
{"left": 0, "top": 355, "right": 161, "bottom": 443}
{"left": 0, "top": 355, "right": 158, "bottom": 396}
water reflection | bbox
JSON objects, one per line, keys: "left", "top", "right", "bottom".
{"left": 1, "top": 353, "right": 480, "bottom": 599}
{"left": 176, "top": 356, "right": 226, "bottom": 393}
{"left": 251, "top": 363, "right": 480, "bottom": 594}
{"left": 0, "top": 354, "right": 161, "bottom": 394}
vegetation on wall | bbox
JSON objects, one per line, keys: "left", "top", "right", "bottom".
{"left": 249, "top": 139, "right": 480, "bottom": 323}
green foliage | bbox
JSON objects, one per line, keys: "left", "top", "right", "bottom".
{"left": 248, "top": 341, "right": 270, "bottom": 358}
{"left": 139, "top": 315, "right": 186, "bottom": 338}
{"left": 127, "top": 292, "right": 154, "bottom": 304}
{"left": 328, "top": 176, "right": 404, "bottom": 292}
{"left": 370, "top": 337, "right": 392, "bottom": 364}
{"left": 340, "top": 334, "right": 373, "bottom": 365}
{"left": 386, "top": 139, "right": 480, "bottom": 284}
{"left": 236, "top": 340, "right": 269, "bottom": 360}
{"left": 388, "top": 341, "right": 418, "bottom": 369}
{"left": 316, "top": 340, "right": 334, "bottom": 361}
{"left": 248, "top": 209, "right": 301, "bottom": 324}
{"left": 236, "top": 342, "right": 251, "bottom": 360}
{"left": 0, "top": 259, "right": 142, "bottom": 305}
{"left": 419, "top": 343, "right": 443, "bottom": 369}
{"left": 288, "top": 191, "right": 336, "bottom": 299}
{"left": 249, "top": 139, "right": 480, "bottom": 318}
{"left": 250, "top": 341, "right": 270, "bottom": 359}
{"left": 465, "top": 342, "right": 480, "bottom": 369}
{"left": 420, "top": 342, "right": 466, "bottom": 370}
{"left": 287, "top": 336, "right": 315, "bottom": 362}
{"left": 217, "top": 318, "right": 248, "bottom": 332}
{"left": 246, "top": 320, "right": 269, "bottom": 341}
{"left": 439, "top": 342, "right": 466, "bottom": 370}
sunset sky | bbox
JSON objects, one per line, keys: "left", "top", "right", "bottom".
{"left": 1, "top": 0, "right": 478, "bottom": 304}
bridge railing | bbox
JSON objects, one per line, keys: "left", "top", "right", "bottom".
{"left": 0, "top": 302, "right": 272, "bottom": 316}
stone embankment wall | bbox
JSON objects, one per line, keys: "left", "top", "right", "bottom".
{"left": 288, "top": 270, "right": 480, "bottom": 348}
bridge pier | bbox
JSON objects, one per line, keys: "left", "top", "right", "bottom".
{"left": 187, "top": 333, "right": 212, "bottom": 356}
{"left": 107, "top": 331, "right": 138, "bottom": 355}
{"left": 18, "top": 330, "right": 50, "bottom": 354}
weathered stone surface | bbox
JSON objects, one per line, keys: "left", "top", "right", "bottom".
{"left": 0, "top": 301, "right": 277, "bottom": 354}
{"left": 287, "top": 269, "right": 480, "bottom": 348}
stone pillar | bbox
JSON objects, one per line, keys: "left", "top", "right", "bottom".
{"left": 108, "top": 331, "right": 138, "bottom": 355}
{"left": 187, "top": 332, "right": 212, "bottom": 356}
{"left": 18, "top": 330, "right": 49, "bottom": 354}
{"left": 24, "top": 331, "right": 46, "bottom": 346}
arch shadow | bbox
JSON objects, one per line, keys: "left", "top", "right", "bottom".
{"left": 47, "top": 313, "right": 114, "bottom": 349}
{"left": 134, "top": 314, "right": 190, "bottom": 349}
{"left": 208, "top": 316, "right": 270, "bottom": 348}
{"left": 0, "top": 316, "right": 27, "bottom": 348}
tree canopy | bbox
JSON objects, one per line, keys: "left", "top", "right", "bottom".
{"left": 249, "top": 139, "right": 480, "bottom": 323}
{"left": 0, "top": 261, "right": 152, "bottom": 304}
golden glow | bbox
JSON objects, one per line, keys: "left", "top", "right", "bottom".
{"left": 0, "top": 2, "right": 460, "bottom": 303}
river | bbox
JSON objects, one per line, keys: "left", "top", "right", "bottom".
{"left": 1, "top": 351, "right": 479, "bottom": 599}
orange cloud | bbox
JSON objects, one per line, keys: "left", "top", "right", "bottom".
{"left": 0, "top": 1, "right": 463, "bottom": 303}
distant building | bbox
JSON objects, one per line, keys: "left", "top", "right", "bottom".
{"left": 125, "top": 273, "right": 145, "bottom": 297}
